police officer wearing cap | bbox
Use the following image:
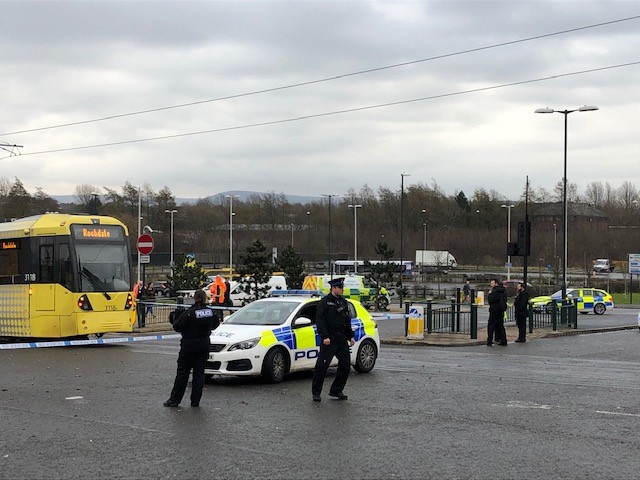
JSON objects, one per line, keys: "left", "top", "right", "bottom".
{"left": 164, "top": 289, "right": 219, "bottom": 408}
{"left": 312, "top": 277, "right": 355, "bottom": 402}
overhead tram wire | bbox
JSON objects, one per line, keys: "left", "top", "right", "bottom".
{"left": 1, "top": 15, "right": 638, "bottom": 137}
{"left": 4, "top": 60, "right": 638, "bottom": 160}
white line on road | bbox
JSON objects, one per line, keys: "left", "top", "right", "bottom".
{"left": 596, "top": 410, "right": 640, "bottom": 418}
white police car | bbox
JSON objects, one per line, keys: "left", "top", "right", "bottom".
{"left": 205, "top": 293, "right": 380, "bottom": 383}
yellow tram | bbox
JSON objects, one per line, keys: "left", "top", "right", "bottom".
{"left": 0, "top": 213, "right": 135, "bottom": 338}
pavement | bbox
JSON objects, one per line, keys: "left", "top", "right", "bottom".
{"left": 132, "top": 303, "right": 640, "bottom": 347}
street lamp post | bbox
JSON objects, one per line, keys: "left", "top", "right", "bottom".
{"left": 165, "top": 209, "right": 177, "bottom": 278}
{"left": 501, "top": 204, "right": 515, "bottom": 280}
{"left": 348, "top": 204, "right": 362, "bottom": 273}
{"left": 306, "top": 211, "right": 311, "bottom": 265}
{"left": 321, "top": 194, "right": 338, "bottom": 277}
{"left": 226, "top": 195, "right": 240, "bottom": 279}
{"left": 420, "top": 209, "right": 427, "bottom": 275}
{"left": 536, "top": 105, "right": 598, "bottom": 300}
{"left": 290, "top": 222, "right": 294, "bottom": 247}
{"left": 399, "top": 173, "right": 411, "bottom": 306}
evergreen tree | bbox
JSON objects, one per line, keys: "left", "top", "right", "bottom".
{"left": 238, "top": 239, "right": 273, "bottom": 301}
{"left": 276, "top": 244, "right": 305, "bottom": 289}
{"left": 366, "top": 239, "right": 396, "bottom": 286}
{"left": 169, "top": 253, "right": 207, "bottom": 291}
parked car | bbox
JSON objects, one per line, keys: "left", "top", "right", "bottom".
{"left": 529, "top": 288, "right": 614, "bottom": 315}
{"left": 150, "top": 281, "right": 170, "bottom": 297}
{"left": 205, "top": 294, "right": 380, "bottom": 383}
{"left": 593, "top": 259, "right": 614, "bottom": 273}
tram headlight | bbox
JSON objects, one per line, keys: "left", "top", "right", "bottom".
{"left": 78, "top": 295, "right": 93, "bottom": 311}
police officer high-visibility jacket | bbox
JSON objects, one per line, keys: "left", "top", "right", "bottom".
{"left": 210, "top": 276, "right": 227, "bottom": 306}
{"left": 316, "top": 293, "right": 354, "bottom": 341}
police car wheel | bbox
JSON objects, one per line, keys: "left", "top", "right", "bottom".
{"left": 262, "top": 348, "right": 289, "bottom": 383}
{"left": 354, "top": 339, "right": 377, "bottom": 373}
{"left": 594, "top": 303, "right": 606, "bottom": 315}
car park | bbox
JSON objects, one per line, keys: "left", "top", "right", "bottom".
{"left": 205, "top": 293, "right": 380, "bottom": 383}
{"left": 529, "top": 288, "right": 614, "bottom": 315}
{"left": 150, "top": 281, "right": 170, "bottom": 297}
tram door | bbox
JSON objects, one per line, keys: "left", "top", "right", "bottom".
{"left": 35, "top": 242, "right": 55, "bottom": 311}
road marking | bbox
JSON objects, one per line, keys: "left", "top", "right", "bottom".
{"left": 504, "top": 401, "right": 552, "bottom": 410}
{"left": 596, "top": 410, "right": 640, "bottom": 418}
{"left": 65, "top": 396, "right": 84, "bottom": 400}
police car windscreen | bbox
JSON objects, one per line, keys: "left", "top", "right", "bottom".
{"left": 225, "top": 300, "right": 299, "bottom": 326}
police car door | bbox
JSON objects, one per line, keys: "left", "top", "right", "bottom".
{"left": 290, "top": 302, "right": 319, "bottom": 371}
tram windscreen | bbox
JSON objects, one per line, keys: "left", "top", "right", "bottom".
{"left": 71, "top": 225, "right": 131, "bottom": 292}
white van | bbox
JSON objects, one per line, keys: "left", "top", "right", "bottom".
{"left": 229, "top": 275, "right": 288, "bottom": 307}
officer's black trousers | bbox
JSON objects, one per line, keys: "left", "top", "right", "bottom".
{"left": 168, "top": 340, "right": 209, "bottom": 405}
{"left": 487, "top": 311, "right": 506, "bottom": 344}
{"left": 312, "top": 337, "right": 351, "bottom": 396}
{"left": 515, "top": 315, "right": 527, "bottom": 341}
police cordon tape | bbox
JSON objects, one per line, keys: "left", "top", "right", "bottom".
{"left": 371, "top": 313, "right": 420, "bottom": 320}
{"left": 0, "top": 333, "right": 182, "bottom": 350}
{"left": 1, "top": 310, "right": 415, "bottom": 350}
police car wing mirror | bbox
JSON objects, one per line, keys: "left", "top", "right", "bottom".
{"left": 294, "top": 317, "right": 312, "bottom": 327}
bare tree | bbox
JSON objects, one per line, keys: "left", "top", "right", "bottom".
{"left": 617, "top": 180, "right": 638, "bottom": 210}
{"left": 584, "top": 181, "right": 604, "bottom": 206}
{"left": 553, "top": 180, "right": 580, "bottom": 202}
{"left": 0, "top": 177, "right": 10, "bottom": 196}
{"left": 74, "top": 184, "right": 99, "bottom": 206}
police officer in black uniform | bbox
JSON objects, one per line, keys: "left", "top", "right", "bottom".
{"left": 513, "top": 282, "right": 530, "bottom": 342}
{"left": 164, "top": 289, "right": 219, "bottom": 408}
{"left": 312, "top": 278, "right": 355, "bottom": 402}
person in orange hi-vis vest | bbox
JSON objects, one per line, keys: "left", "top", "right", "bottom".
{"left": 210, "top": 275, "right": 227, "bottom": 321}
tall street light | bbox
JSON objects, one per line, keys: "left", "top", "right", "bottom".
{"left": 290, "top": 222, "right": 294, "bottom": 247}
{"left": 306, "top": 211, "right": 311, "bottom": 266}
{"left": 226, "top": 195, "right": 240, "bottom": 279}
{"left": 165, "top": 209, "right": 178, "bottom": 278}
{"left": 420, "top": 209, "right": 427, "bottom": 279}
{"left": 501, "top": 204, "right": 515, "bottom": 280}
{"left": 348, "top": 204, "right": 362, "bottom": 273}
{"left": 321, "top": 194, "right": 338, "bottom": 277}
{"left": 535, "top": 105, "right": 598, "bottom": 300}
{"left": 399, "top": 173, "right": 411, "bottom": 306}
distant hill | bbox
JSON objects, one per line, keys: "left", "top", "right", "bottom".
{"left": 51, "top": 191, "right": 320, "bottom": 206}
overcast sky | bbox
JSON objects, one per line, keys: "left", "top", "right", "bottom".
{"left": 1, "top": 1, "right": 639, "bottom": 202}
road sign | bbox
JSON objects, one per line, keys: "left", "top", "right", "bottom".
{"left": 137, "top": 234, "right": 154, "bottom": 255}
{"left": 629, "top": 253, "right": 640, "bottom": 274}
{"left": 140, "top": 255, "right": 150, "bottom": 264}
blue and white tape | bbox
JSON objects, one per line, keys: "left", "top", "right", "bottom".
{"left": 372, "top": 313, "right": 422, "bottom": 320}
{"left": 0, "top": 333, "right": 181, "bottom": 350}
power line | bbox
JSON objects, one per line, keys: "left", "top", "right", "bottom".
{"left": 4, "top": 61, "right": 638, "bottom": 160}
{"left": 1, "top": 15, "right": 638, "bottom": 137}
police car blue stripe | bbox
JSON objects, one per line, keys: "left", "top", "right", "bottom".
{"left": 0, "top": 334, "right": 182, "bottom": 350}
{"left": 351, "top": 318, "right": 365, "bottom": 341}
{"left": 271, "top": 326, "right": 296, "bottom": 349}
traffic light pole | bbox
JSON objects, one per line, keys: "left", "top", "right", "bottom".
{"left": 523, "top": 177, "right": 529, "bottom": 286}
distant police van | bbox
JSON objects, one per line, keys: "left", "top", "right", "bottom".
{"left": 205, "top": 293, "right": 380, "bottom": 383}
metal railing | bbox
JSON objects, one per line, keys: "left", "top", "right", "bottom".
{"left": 529, "top": 301, "right": 578, "bottom": 332}
{"left": 134, "top": 300, "right": 237, "bottom": 328}
{"left": 406, "top": 300, "right": 479, "bottom": 339}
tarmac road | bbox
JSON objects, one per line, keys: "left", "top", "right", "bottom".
{"left": 2, "top": 329, "right": 640, "bottom": 479}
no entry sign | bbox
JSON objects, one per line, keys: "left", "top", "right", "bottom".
{"left": 137, "top": 234, "right": 154, "bottom": 255}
